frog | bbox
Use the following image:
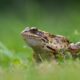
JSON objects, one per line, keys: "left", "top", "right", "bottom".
{"left": 21, "top": 27, "right": 80, "bottom": 62}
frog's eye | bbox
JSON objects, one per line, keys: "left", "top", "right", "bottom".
{"left": 31, "top": 27, "right": 38, "bottom": 31}
{"left": 30, "top": 27, "right": 38, "bottom": 33}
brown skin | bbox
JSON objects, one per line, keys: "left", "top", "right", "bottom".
{"left": 21, "top": 27, "right": 80, "bottom": 62}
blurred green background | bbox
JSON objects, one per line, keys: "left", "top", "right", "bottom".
{"left": 0, "top": 1, "right": 80, "bottom": 80}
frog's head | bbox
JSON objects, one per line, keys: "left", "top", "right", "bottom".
{"left": 21, "top": 27, "right": 49, "bottom": 47}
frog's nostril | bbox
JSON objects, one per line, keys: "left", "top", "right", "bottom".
{"left": 24, "top": 27, "right": 30, "bottom": 32}
{"left": 21, "top": 27, "right": 30, "bottom": 34}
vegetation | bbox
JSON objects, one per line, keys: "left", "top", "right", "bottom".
{"left": 0, "top": 0, "right": 80, "bottom": 80}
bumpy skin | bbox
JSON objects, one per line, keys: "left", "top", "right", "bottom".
{"left": 21, "top": 27, "right": 80, "bottom": 62}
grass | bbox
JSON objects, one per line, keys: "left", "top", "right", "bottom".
{"left": 0, "top": 7, "right": 80, "bottom": 80}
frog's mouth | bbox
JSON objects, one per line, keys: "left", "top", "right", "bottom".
{"left": 21, "top": 31, "right": 45, "bottom": 47}
{"left": 26, "top": 36, "right": 43, "bottom": 46}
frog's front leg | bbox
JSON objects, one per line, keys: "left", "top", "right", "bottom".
{"left": 33, "top": 53, "right": 43, "bottom": 63}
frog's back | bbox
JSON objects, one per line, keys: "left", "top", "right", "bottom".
{"left": 50, "top": 35, "right": 70, "bottom": 50}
